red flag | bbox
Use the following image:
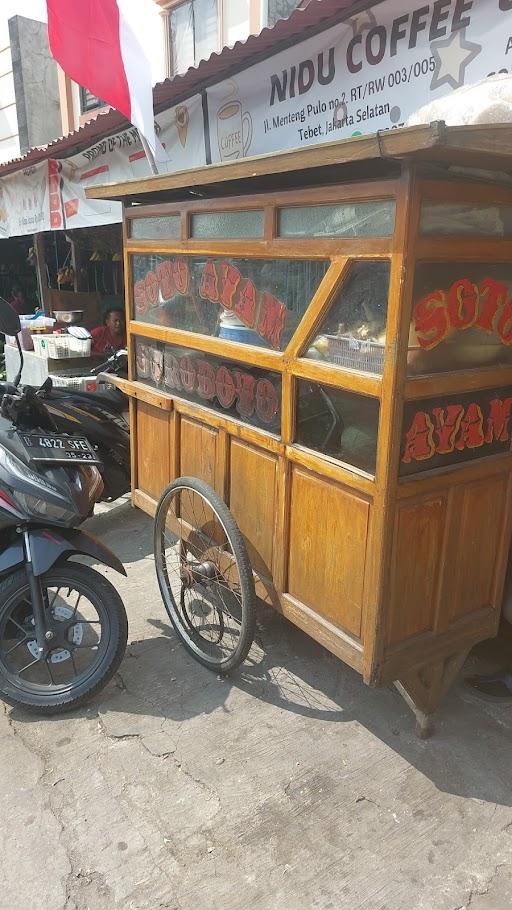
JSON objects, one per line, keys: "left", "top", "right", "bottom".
{"left": 46, "top": 0, "right": 166, "bottom": 163}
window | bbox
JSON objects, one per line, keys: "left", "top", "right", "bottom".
{"left": 168, "top": 0, "right": 218, "bottom": 75}
{"left": 400, "top": 387, "right": 512, "bottom": 476}
{"left": 408, "top": 262, "right": 512, "bottom": 375}
{"left": 166, "top": 0, "right": 259, "bottom": 75}
{"left": 420, "top": 202, "right": 512, "bottom": 236}
{"left": 79, "top": 87, "right": 105, "bottom": 114}
{"left": 296, "top": 381, "right": 380, "bottom": 474}
{"left": 303, "top": 261, "right": 391, "bottom": 375}
{"left": 135, "top": 338, "right": 281, "bottom": 434}
{"left": 278, "top": 201, "right": 396, "bottom": 238}
{"left": 190, "top": 210, "right": 264, "bottom": 239}
{"left": 266, "top": 0, "right": 301, "bottom": 27}
{"left": 223, "top": 0, "right": 251, "bottom": 45}
{"left": 131, "top": 253, "right": 329, "bottom": 350}
{"left": 130, "top": 217, "right": 181, "bottom": 241}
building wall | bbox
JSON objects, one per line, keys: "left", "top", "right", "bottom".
{"left": 9, "top": 16, "right": 60, "bottom": 155}
{"left": 0, "top": 16, "right": 19, "bottom": 164}
{"left": 0, "top": 0, "right": 48, "bottom": 163}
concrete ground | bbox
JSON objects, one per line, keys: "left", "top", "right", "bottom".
{"left": 1, "top": 498, "right": 511, "bottom": 910}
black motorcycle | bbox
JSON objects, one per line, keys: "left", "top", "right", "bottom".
{"left": 43, "top": 348, "right": 130, "bottom": 501}
{"left": 0, "top": 300, "right": 128, "bottom": 713}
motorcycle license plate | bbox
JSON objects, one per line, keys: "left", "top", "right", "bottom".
{"left": 18, "top": 433, "right": 101, "bottom": 464}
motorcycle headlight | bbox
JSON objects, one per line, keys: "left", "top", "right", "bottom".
{"left": 0, "top": 449, "right": 77, "bottom": 523}
{"left": 0, "top": 448, "right": 60, "bottom": 494}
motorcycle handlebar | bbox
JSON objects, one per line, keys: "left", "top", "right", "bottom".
{"left": 0, "top": 381, "right": 57, "bottom": 429}
{"left": 0, "top": 381, "right": 20, "bottom": 397}
{"left": 90, "top": 349, "right": 128, "bottom": 376}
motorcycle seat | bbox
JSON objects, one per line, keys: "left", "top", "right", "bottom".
{"left": 49, "top": 386, "right": 126, "bottom": 412}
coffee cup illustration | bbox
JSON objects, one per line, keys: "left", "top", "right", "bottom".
{"left": 217, "top": 99, "right": 253, "bottom": 161}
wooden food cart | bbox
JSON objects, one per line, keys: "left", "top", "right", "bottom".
{"left": 89, "top": 123, "right": 512, "bottom": 734}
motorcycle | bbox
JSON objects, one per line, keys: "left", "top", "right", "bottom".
{"left": 43, "top": 346, "right": 130, "bottom": 502}
{"left": 0, "top": 299, "right": 128, "bottom": 713}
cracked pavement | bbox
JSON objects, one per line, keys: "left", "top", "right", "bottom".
{"left": 1, "top": 498, "right": 511, "bottom": 910}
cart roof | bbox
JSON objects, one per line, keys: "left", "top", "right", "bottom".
{"left": 86, "top": 122, "right": 512, "bottom": 206}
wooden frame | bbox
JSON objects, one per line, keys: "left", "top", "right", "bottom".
{"left": 93, "top": 125, "right": 512, "bottom": 735}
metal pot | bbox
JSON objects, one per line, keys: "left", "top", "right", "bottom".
{"left": 53, "top": 309, "right": 84, "bottom": 325}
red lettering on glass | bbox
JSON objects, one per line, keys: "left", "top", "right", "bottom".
{"left": 414, "top": 289, "right": 449, "bottom": 350}
{"left": 219, "top": 262, "right": 241, "bottom": 310}
{"left": 145, "top": 270, "right": 159, "bottom": 307}
{"left": 256, "top": 378, "right": 279, "bottom": 424}
{"left": 485, "top": 397, "right": 512, "bottom": 443}
{"left": 431, "top": 405, "right": 464, "bottom": 454}
{"left": 215, "top": 366, "right": 237, "bottom": 408}
{"left": 234, "top": 279, "right": 257, "bottom": 328}
{"left": 164, "top": 353, "right": 181, "bottom": 390}
{"left": 179, "top": 356, "right": 196, "bottom": 392}
{"left": 197, "top": 359, "right": 216, "bottom": 400}
{"left": 173, "top": 258, "right": 190, "bottom": 295}
{"left": 475, "top": 278, "right": 508, "bottom": 333}
{"left": 414, "top": 276, "right": 512, "bottom": 348}
{"left": 156, "top": 260, "right": 174, "bottom": 301}
{"left": 402, "top": 411, "right": 436, "bottom": 463}
{"left": 258, "top": 293, "right": 287, "bottom": 350}
{"left": 233, "top": 371, "right": 256, "bottom": 419}
{"left": 454, "top": 402, "right": 485, "bottom": 451}
{"left": 447, "top": 279, "right": 478, "bottom": 329}
{"left": 497, "top": 299, "right": 512, "bottom": 345}
{"left": 403, "top": 396, "right": 512, "bottom": 464}
{"left": 199, "top": 260, "right": 219, "bottom": 302}
{"left": 134, "top": 280, "right": 148, "bottom": 314}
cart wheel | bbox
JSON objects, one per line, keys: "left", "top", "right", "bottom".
{"left": 154, "top": 476, "right": 256, "bottom": 674}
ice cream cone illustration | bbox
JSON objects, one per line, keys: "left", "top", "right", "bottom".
{"left": 176, "top": 105, "right": 189, "bottom": 147}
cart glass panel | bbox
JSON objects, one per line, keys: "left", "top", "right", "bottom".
{"left": 129, "top": 216, "right": 181, "bottom": 240}
{"left": 420, "top": 202, "right": 512, "bottom": 236}
{"left": 400, "top": 386, "right": 512, "bottom": 476}
{"left": 131, "top": 254, "right": 329, "bottom": 351}
{"left": 302, "top": 260, "right": 391, "bottom": 375}
{"left": 278, "top": 201, "right": 395, "bottom": 237}
{"left": 408, "top": 262, "right": 512, "bottom": 375}
{"left": 295, "top": 380, "right": 380, "bottom": 474}
{"left": 190, "top": 210, "right": 264, "bottom": 239}
{"left": 135, "top": 337, "right": 281, "bottom": 435}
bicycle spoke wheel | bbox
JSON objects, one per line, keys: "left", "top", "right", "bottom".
{"left": 154, "top": 477, "right": 256, "bottom": 673}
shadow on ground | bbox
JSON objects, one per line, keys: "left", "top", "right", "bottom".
{"left": 12, "top": 499, "right": 512, "bottom": 810}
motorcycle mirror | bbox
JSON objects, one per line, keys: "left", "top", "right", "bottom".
{"left": 0, "top": 297, "right": 21, "bottom": 337}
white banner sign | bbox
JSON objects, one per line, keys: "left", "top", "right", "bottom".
{"left": 207, "top": 0, "right": 512, "bottom": 161}
{"left": 1, "top": 95, "right": 206, "bottom": 237}
{"left": 0, "top": 160, "right": 56, "bottom": 239}
{"left": 60, "top": 94, "right": 206, "bottom": 229}
{"left": 4, "top": 0, "right": 512, "bottom": 237}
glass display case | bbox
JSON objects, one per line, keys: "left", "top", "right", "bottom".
{"left": 91, "top": 124, "right": 512, "bottom": 736}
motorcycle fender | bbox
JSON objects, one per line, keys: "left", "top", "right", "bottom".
{"left": 29, "top": 528, "right": 127, "bottom": 577}
{"left": 0, "top": 539, "right": 24, "bottom": 574}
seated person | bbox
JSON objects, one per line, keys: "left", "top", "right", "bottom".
{"left": 8, "top": 284, "right": 27, "bottom": 315}
{"left": 91, "top": 306, "right": 126, "bottom": 354}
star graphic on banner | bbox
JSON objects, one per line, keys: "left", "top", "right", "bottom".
{"left": 347, "top": 9, "right": 377, "bottom": 38}
{"left": 430, "top": 28, "right": 482, "bottom": 91}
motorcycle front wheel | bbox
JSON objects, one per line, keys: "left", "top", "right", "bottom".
{"left": 0, "top": 562, "right": 128, "bottom": 713}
